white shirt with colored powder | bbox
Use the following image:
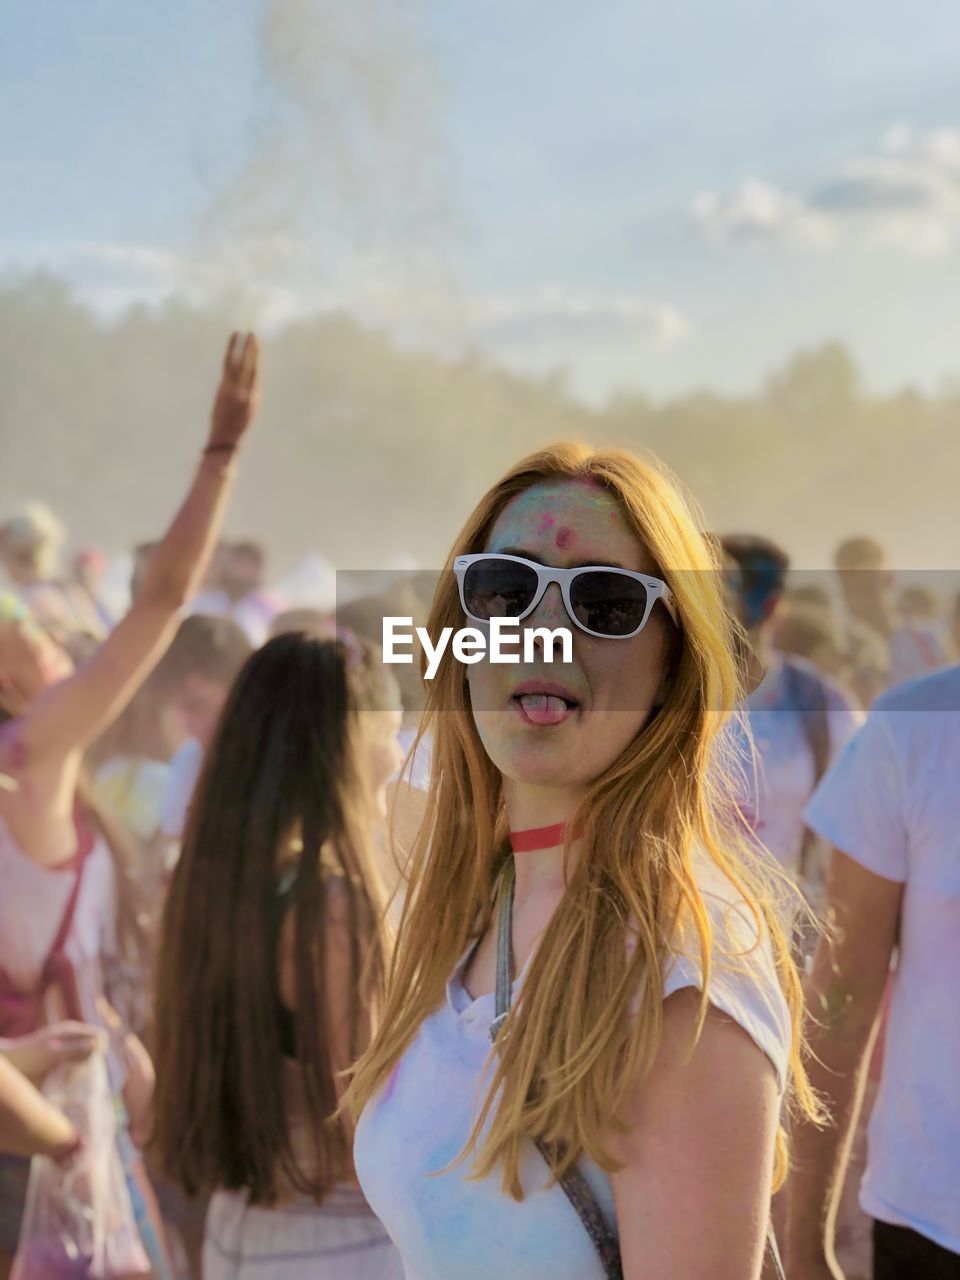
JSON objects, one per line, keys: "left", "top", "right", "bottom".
{"left": 354, "top": 856, "right": 791, "bottom": 1279}
{"left": 804, "top": 664, "right": 960, "bottom": 1255}
{"left": 888, "top": 622, "right": 951, "bottom": 687}
{"left": 734, "top": 657, "right": 862, "bottom": 876}
{"left": 158, "top": 737, "right": 205, "bottom": 843}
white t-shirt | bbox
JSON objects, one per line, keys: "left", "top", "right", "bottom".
{"left": 354, "top": 857, "right": 791, "bottom": 1279}
{"left": 888, "top": 622, "right": 951, "bottom": 687}
{"left": 804, "top": 664, "right": 960, "bottom": 1255}
{"left": 93, "top": 757, "right": 170, "bottom": 843}
{"left": 188, "top": 588, "right": 286, "bottom": 648}
{"left": 0, "top": 816, "right": 117, "bottom": 1027}
{"left": 158, "top": 738, "right": 204, "bottom": 842}
{"left": 394, "top": 727, "right": 432, "bottom": 791}
{"left": 734, "top": 657, "right": 862, "bottom": 876}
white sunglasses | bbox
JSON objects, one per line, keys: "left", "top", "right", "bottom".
{"left": 453, "top": 553, "right": 678, "bottom": 640}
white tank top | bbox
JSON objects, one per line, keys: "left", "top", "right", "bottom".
{"left": 0, "top": 814, "right": 117, "bottom": 1025}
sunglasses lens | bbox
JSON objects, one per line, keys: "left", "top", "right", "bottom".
{"left": 462, "top": 559, "right": 540, "bottom": 621}
{"left": 570, "top": 571, "right": 649, "bottom": 636}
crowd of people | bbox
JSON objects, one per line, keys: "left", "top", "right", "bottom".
{"left": 0, "top": 332, "right": 956, "bottom": 1279}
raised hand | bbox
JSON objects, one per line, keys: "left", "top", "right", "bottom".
{"left": 208, "top": 331, "right": 261, "bottom": 451}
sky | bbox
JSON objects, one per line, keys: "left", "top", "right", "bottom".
{"left": 3, "top": 0, "right": 960, "bottom": 403}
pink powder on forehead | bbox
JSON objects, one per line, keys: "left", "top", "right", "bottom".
{"left": 555, "top": 527, "right": 575, "bottom": 550}
{"left": 536, "top": 512, "right": 556, "bottom": 534}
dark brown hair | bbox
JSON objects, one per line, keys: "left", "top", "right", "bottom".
{"left": 152, "top": 632, "right": 385, "bottom": 1205}
{"left": 157, "top": 614, "right": 252, "bottom": 692}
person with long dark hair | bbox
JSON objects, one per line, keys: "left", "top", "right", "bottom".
{"left": 153, "top": 630, "right": 404, "bottom": 1280}
{"left": 0, "top": 332, "right": 261, "bottom": 1278}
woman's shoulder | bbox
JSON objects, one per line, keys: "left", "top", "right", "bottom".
{"left": 0, "top": 810, "right": 112, "bottom": 879}
{"left": 658, "top": 847, "right": 793, "bottom": 1093}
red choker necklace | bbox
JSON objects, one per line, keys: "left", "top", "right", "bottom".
{"left": 509, "top": 821, "right": 584, "bottom": 853}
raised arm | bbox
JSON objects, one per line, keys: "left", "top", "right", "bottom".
{"left": 12, "top": 333, "right": 261, "bottom": 765}
{"left": 786, "top": 851, "right": 901, "bottom": 1280}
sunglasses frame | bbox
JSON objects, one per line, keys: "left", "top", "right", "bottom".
{"left": 453, "top": 553, "right": 679, "bottom": 640}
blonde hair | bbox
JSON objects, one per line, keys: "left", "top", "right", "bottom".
{"left": 0, "top": 503, "right": 66, "bottom": 578}
{"left": 345, "top": 442, "right": 822, "bottom": 1197}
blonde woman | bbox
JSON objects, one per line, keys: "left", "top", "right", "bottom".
{"left": 345, "top": 444, "right": 821, "bottom": 1280}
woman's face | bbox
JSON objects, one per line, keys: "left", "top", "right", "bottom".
{"left": 0, "top": 619, "right": 74, "bottom": 712}
{"left": 466, "top": 479, "right": 674, "bottom": 794}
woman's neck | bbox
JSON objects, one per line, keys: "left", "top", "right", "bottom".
{"left": 503, "top": 780, "right": 583, "bottom": 903}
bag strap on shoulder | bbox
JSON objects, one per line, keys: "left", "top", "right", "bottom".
{"left": 39, "top": 809, "right": 96, "bottom": 1024}
{"left": 491, "top": 857, "right": 622, "bottom": 1278}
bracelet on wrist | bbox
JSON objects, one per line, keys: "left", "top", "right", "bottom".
{"left": 200, "top": 444, "right": 239, "bottom": 480}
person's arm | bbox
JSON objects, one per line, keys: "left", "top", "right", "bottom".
{"left": 0, "top": 1021, "right": 103, "bottom": 1086}
{"left": 0, "top": 1055, "right": 80, "bottom": 1162}
{"left": 610, "top": 989, "right": 781, "bottom": 1280}
{"left": 96, "top": 997, "right": 155, "bottom": 1151}
{"left": 786, "top": 852, "right": 902, "bottom": 1280}
{"left": 9, "top": 333, "right": 260, "bottom": 767}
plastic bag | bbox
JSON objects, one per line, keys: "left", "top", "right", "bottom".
{"left": 11, "top": 1051, "right": 150, "bottom": 1279}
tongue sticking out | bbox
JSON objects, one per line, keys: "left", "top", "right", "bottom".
{"left": 518, "top": 694, "right": 571, "bottom": 725}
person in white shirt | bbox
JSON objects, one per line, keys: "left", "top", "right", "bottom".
{"left": 834, "top": 537, "right": 953, "bottom": 689}
{"left": 721, "top": 534, "right": 862, "bottom": 891}
{"left": 188, "top": 541, "right": 286, "bottom": 647}
{"left": 786, "top": 664, "right": 960, "bottom": 1279}
{"left": 156, "top": 615, "right": 252, "bottom": 850}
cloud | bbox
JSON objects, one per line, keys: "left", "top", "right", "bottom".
{"left": 692, "top": 181, "right": 834, "bottom": 247}
{"left": 693, "top": 125, "right": 960, "bottom": 255}
{"left": 472, "top": 288, "right": 690, "bottom": 347}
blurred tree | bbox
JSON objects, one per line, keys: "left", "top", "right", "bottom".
{"left": 765, "top": 341, "right": 860, "bottom": 420}
{"left": 0, "top": 277, "right": 954, "bottom": 573}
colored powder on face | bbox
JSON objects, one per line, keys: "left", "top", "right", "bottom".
{"left": 490, "top": 480, "right": 627, "bottom": 554}
{"left": 561, "top": 478, "right": 623, "bottom": 522}
{"left": 554, "top": 527, "right": 574, "bottom": 550}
